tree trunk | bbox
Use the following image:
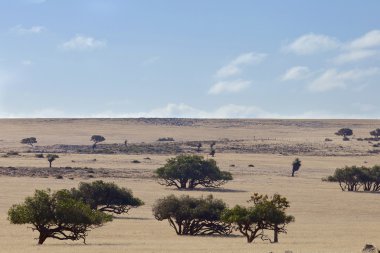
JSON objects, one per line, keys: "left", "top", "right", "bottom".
{"left": 49, "top": 161, "right": 52, "bottom": 168}
{"left": 291, "top": 170, "right": 294, "bottom": 177}
{"left": 38, "top": 232, "right": 48, "bottom": 245}
{"left": 273, "top": 225, "right": 279, "bottom": 243}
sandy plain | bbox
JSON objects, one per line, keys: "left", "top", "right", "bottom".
{"left": 0, "top": 118, "right": 379, "bottom": 253}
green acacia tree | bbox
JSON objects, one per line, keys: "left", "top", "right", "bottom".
{"left": 8, "top": 189, "right": 112, "bottom": 245}
{"left": 71, "top": 180, "right": 144, "bottom": 215}
{"left": 152, "top": 194, "right": 231, "bottom": 235}
{"left": 155, "top": 154, "right": 232, "bottom": 189}
{"left": 335, "top": 128, "right": 353, "bottom": 140}
{"left": 222, "top": 193, "right": 294, "bottom": 243}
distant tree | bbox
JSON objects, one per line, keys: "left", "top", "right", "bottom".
{"left": 46, "top": 154, "right": 59, "bottom": 168}
{"left": 90, "top": 135, "right": 105, "bottom": 150}
{"left": 124, "top": 139, "right": 128, "bottom": 147}
{"left": 196, "top": 143, "right": 202, "bottom": 152}
{"left": 210, "top": 142, "right": 216, "bottom": 157}
{"left": 291, "top": 158, "right": 301, "bottom": 177}
{"left": 370, "top": 129, "right": 380, "bottom": 139}
{"left": 155, "top": 155, "right": 232, "bottom": 189}
{"left": 20, "top": 137, "right": 37, "bottom": 147}
{"left": 335, "top": 128, "right": 353, "bottom": 140}
{"left": 222, "top": 193, "right": 294, "bottom": 243}
{"left": 8, "top": 189, "right": 112, "bottom": 245}
{"left": 152, "top": 194, "right": 231, "bottom": 235}
{"left": 71, "top": 180, "right": 143, "bottom": 215}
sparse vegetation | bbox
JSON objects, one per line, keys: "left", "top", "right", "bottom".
{"left": 152, "top": 194, "right": 231, "bottom": 235}
{"left": 155, "top": 154, "right": 232, "bottom": 189}
{"left": 35, "top": 153, "right": 44, "bottom": 158}
{"left": 71, "top": 180, "right": 144, "bottom": 215}
{"left": 222, "top": 193, "right": 294, "bottom": 243}
{"left": 8, "top": 189, "right": 112, "bottom": 245}
{"left": 131, "top": 159, "right": 141, "bottom": 163}
{"left": 20, "top": 137, "right": 37, "bottom": 147}
{"left": 196, "top": 142, "right": 202, "bottom": 152}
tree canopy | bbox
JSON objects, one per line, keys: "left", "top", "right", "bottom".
{"left": 20, "top": 137, "right": 37, "bottom": 147}
{"left": 326, "top": 165, "right": 380, "bottom": 192}
{"left": 90, "top": 135, "right": 105, "bottom": 150}
{"left": 46, "top": 154, "right": 59, "bottom": 168}
{"left": 222, "top": 193, "right": 294, "bottom": 243}
{"left": 292, "top": 158, "right": 301, "bottom": 177}
{"left": 155, "top": 154, "right": 232, "bottom": 189}
{"left": 370, "top": 128, "right": 380, "bottom": 139}
{"left": 8, "top": 189, "right": 112, "bottom": 245}
{"left": 71, "top": 180, "right": 144, "bottom": 214}
{"left": 335, "top": 128, "right": 353, "bottom": 140}
{"left": 152, "top": 194, "right": 231, "bottom": 235}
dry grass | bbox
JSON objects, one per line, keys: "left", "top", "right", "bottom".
{"left": 0, "top": 119, "right": 379, "bottom": 252}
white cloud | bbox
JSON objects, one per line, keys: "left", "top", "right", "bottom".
{"left": 1, "top": 103, "right": 377, "bottom": 119}
{"left": 352, "top": 102, "right": 376, "bottom": 112}
{"left": 347, "top": 30, "right": 380, "bottom": 50}
{"left": 333, "top": 49, "right": 378, "bottom": 64}
{"left": 215, "top": 52, "right": 266, "bottom": 78}
{"left": 309, "top": 68, "right": 380, "bottom": 92}
{"left": 21, "top": 60, "right": 33, "bottom": 66}
{"left": 142, "top": 56, "right": 160, "bottom": 66}
{"left": 281, "top": 66, "right": 311, "bottom": 81}
{"left": 208, "top": 79, "right": 251, "bottom": 95}
{"left": 61, "top": 35, "right": 106, "bottom": 51}
{"left": 285, "top": 33, "right": 340, "bottom": 55}
{"left": 10, "top": 25, "right": 45, "bottom": 34}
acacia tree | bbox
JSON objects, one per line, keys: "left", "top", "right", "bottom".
{"left": 8, "top": 189, "right": 112, "bottom": 245}
{"left": 335, "top": 128, "right": 353, "bottom": 140}
{"left": 21, "top": 137, "right": 37, "bottom": 147}
{"left": 155, "top": 154, "right": 232, "bottom": 189}
{"left": 46, "top": 154, "right": 59, "bottom": 168}
{"left": 71, "top": 180, "right": 144, "bottom": 215}
{"left": 222, "top": 193, "right": 294, "bottom": 243}
{"left": 90, "top": 135, "right": 105, "bottom": 150}
{"left": 291, "top": 158, "right": 301, "bottom": 177}
{"left": 152, "top": 194, "right": 231, "bottom": 235}
{"left": 370, "top": 129, "right": 380, "bottom": 139}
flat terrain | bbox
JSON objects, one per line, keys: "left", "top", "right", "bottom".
{"left": 0, "top": 118, "right": 379, "bottom": 253}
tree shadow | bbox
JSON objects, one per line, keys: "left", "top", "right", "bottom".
{"left": 177, "top": 188, "right": 247, "bottom": 193}
{"left": 112, "top": 216, "right": 152, "bottom": 220}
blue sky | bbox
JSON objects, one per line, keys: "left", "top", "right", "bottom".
{"left": 0, "top": 0, "right": 379, "bottom": 118}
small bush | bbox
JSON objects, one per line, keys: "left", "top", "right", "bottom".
{"left": 6, "top": 151, "right": 19, "bottom": 156}
{"left": 324, "top": 138, "right": 332, "bottom": 142}
{"left": 131, "top": 160, "right": 141, "bottom": 163}
{"left": 35, "top": 153, "right": 44, "bottom": 158}
{"left": 248, "top": 164, "right": 254, "bottom": 167}
{"left": 55, "top": 175, "right": 63, "bottom": 179}
{"left": 230, "top": 164, "right": 235, "bottom": 167}
{"left": 157, "top": 137, "right": 175, "bottom": 142}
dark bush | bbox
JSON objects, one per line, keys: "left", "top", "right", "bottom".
{"left": 157, "top": 137, "right": 175, "bottom": 142}
{"left": 71, "top": 180, "right": 144, "bottom": 215}
{"left": 35, "top": 153, "right": 44, "bottom": 158}
{"left": 152, "top": 194, "right": 231, "bottom": 235}
{"left": 131, "top": 160, "right": 141, "bottom": 163}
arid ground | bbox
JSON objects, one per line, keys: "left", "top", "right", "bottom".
{"left": 0, "top": 118, "right": 379, "bottom": 253}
